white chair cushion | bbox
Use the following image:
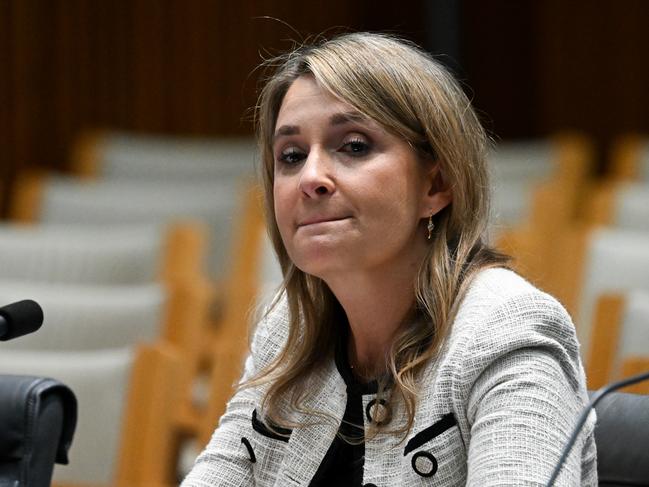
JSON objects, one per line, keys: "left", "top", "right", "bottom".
{"left": 578, "top": 228, "right": 649, "bottom": 355}
{"left": 98, "top": 133, "right": 257, "bottom": 181}
{"left": 0, "top": 224, "right": 162, "bottom": 284}
{"left": 613, "top": 182, "right": 649, "bottom": 231}
{"left": 0, "top": 281, "right": 164, "bottom": 350}
{"left": 40, "top": 178, "right": 241, "bottom": 279}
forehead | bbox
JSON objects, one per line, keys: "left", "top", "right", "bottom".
{"left": 277, "top": 77, "right": 349, "bottom": 121}
{"left": 274, "top": 76, "right": 383, "bottom": 136}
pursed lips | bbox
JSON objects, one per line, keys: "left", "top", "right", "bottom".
{"left": 297, "top": 216, "right": 351, "bottom": 228}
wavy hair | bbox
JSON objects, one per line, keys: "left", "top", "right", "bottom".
{"left": 245, "top": 32, "right": 508, "bottom": 439}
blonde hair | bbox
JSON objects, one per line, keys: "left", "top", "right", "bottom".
{"left": 247, "top": 32, "right": 508, "bottom": 439}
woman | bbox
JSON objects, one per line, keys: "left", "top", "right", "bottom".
{"left": 183, "top": 32, "right": 596, "bottom": 486}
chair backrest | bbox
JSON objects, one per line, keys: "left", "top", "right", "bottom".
{"left": 593, "top": 391, "right": 649, "bottom": 486}
{"left": 585, "top": 181, "right": 649, "bottom": 232}
{"left": 0, "top": 278, "right": 212, "bottom": 439}
{"left": 197, "top": 185, "right": 283, "bottom": 446}
{"left": 553, "top": 227, "right": 649, "bottom": 363}
{"left": 489, "top": 134, "right": 593, "bottom": 290}
{"left": 0, "top": 223, "right": 162, "bottom": 285}
{"left": 0, "top": 220, "right": 206, "bottom": 287}
{"left": 0, "top": 344, "right": 182, "bottom": 486}
{"left": 12, "top": 172, "right": 242, "bottom": 280}
{"left": 0, "top": 375, "right": 77, "bottom": 487}
{"left": 71, "top": 131, "right": 256, "bottom": 181}
{"left": 587, "top": 291, "right": 649, "bottom": 392}
{"left": 0, "top": 281, "right": 165, "bottom": 350}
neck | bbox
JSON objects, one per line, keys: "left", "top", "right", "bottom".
{"left": 325, "top": 261, "right": 421, "bottom": 379}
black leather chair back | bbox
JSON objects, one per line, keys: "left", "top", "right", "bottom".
{"left": 0, "top": 375, "right": 77, "bottom": 487}
{"left": 594, "top": 391, "right": 649, "bottom": 486}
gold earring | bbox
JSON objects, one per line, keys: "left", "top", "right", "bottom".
{"left": 427, "top": 214, "right": 435, "bottom": 240}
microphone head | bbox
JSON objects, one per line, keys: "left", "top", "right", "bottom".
{"left": 0, "top": 299, "right": 44, "bottom": 341}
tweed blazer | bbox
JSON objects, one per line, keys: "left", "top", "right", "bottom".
{"left": 183, "top": 268, "right": 597, "bottom": 486}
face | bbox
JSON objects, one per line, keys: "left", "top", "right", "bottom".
{"left": 272, "top": 75, "right": 445, "bottom": 280}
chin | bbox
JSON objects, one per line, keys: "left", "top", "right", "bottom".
{"left": 290, "top": 249, "right": 347, "bottom": 279}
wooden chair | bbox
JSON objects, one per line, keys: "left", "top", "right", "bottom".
{"left": 551, "top": 226, "right": 649, "bottom": 369}
{"left": 587, "top": 291, "right": 649, "bottom": 393}
{"left": 5, "top": 172, "right": 215, "bottom": 448}
{"left": 490, "top": 133, "right": 593, "bottom": 292}
{"left": 0, "top": 344, "right": 182, "bottom": 487}
{"left": 0, "top": 281, "right": 167, "bottom": 350}
{"left": 0, "top": 277, "right": 210, "bottom": 415}
{"left": 10, "top": 170, "right": 239, "bottom": 282}
{"left": 194, "top": 184, "right": 282, "bottom": 447}
{"left": 583, "top": 180, "right": 649, "bottom": 233}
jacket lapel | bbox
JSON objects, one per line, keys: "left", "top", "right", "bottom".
{"left": 273, "top": 359, "right": 347, "bottom": 486}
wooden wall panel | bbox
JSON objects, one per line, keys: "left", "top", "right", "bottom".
{"left": 0, "top": 0, "right": 427, "bottom": 210}
{"left": 534, "top": 0, "right": 649, "bottom": 142}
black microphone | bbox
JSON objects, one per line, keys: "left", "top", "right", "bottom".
{"left": 546, "top": 369, "right": 649, "bottom": 486}
{"left": 0, "top": 299, "right": 44, "bottom": 341}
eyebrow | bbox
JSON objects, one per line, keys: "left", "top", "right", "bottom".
{"left": 329, "top": 111, "right": 368, "bottom": 126}
{"left": 273, "top": 111, "right": 369, "bottom": 141}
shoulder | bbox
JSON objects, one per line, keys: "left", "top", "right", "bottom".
{"left": 452, "top": 267, "right": 575, "bottom": 342}
{"left": 443, "top": 267, "right": 583, "bottom": 387}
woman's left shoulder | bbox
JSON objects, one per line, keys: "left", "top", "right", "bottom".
{"left": 458, "top": 267, "right": 571, "bottom": 326}
{"left": 449, "top": 267, "right": 580, "bottom": 364}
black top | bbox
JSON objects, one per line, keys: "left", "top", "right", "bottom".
{"left": 309, "top": 328, "right": 378, "bottom": 487}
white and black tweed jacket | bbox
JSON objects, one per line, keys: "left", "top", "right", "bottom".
{"left": 182, "top": 268, "right": 598, "bottom": 486}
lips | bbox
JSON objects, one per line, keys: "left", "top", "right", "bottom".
{"left": 297, "top": 216, "right": 351, "bottom": 227}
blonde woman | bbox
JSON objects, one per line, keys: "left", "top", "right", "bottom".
{"left": 183, "top": 32, "right": 596, "bottom": 486}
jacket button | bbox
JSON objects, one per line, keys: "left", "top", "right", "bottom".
{"left": 365, "top": 398, "right": 392, "bottom": 426}
{"left": 411, "top": 451, "right": 437, "bottom": 477}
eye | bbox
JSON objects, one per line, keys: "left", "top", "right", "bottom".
{"left": 277, "top": 147, "right": 306, "bottom": 165}
{"left": 340, "top": 137, "right": 370, "bottom": 157}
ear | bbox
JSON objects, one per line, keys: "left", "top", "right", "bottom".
{"left": 419, "top": 163, "right": 452, "bottom": 219}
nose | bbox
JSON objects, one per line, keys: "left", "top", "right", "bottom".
{"left": 298, "top": 147, "right": 335, "bottom": 198}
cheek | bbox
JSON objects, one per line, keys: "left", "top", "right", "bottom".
{"left": 273, "top": 182, "right": 293, "bottom": 238}
{"left": 363, "top": 176, "right": 419, "bottom": 224}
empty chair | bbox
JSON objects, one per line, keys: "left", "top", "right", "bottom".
{"left": 587, "top": 290, "right": 649, "bottom": 392}
{"left": 552, "top": 227, "right": 649, "bottom": 365}
{"left": 70, "top": 130, "right": 257, "bottom": 181}
{"left": 488, "top": 134, "right": 593, "bottom": 289}
{"left": 489, "top": 133, "right": 592, "bottom": 225}
{"left": 0, "top": 277, "right": 213, "bottom": 437}
{"left": 0, "top": 344, "right": 182, "bottom": 486}
{"left": 11, "top": 172, "right": 243, "bottom": 281}
{"left": 197, "top": 189, "right": 281, "bottom": 443}
{"left": 0, "top": 281, "right": 165, "bottom": 350}
{"left": 0, "top": 223, "right": 159, "bottom": 285}
{"left": 0, "top": 222, "right": 205, "bottom": 286}
{"left": 176, "top": 184, "right": 283, "bottom": 476}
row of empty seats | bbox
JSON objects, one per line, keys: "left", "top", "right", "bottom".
{"left": 0, "top": 132, "right": 283, "bottom": 486}
{"left": 487, "top": 132, "right": 649, "bottom": 396}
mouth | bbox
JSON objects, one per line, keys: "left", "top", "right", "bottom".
{"left": 297, "top": 216, "right": 351, "bottom": 228}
